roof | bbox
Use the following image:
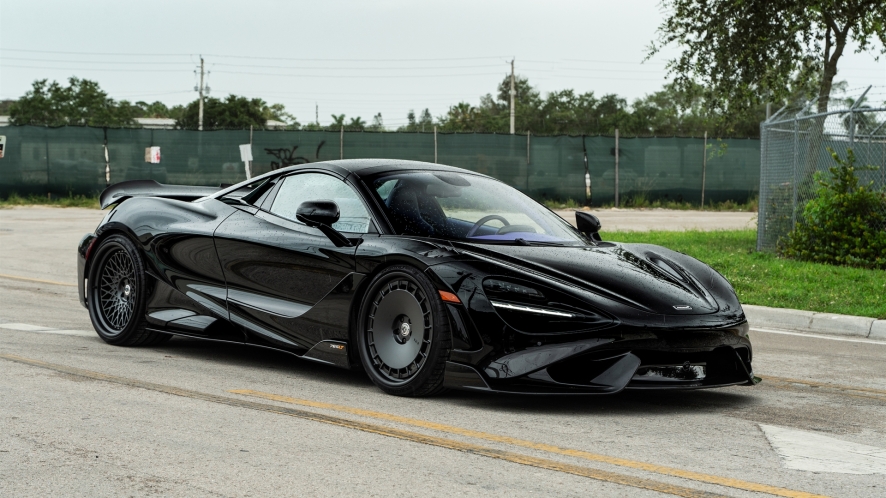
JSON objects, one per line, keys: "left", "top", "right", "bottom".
{"left": 290, "top": 158, "right": 488, "bottom": 179}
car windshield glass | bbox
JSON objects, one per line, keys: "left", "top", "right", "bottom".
{"left": 370, "top": 171, "right": 585, "bottom": 245}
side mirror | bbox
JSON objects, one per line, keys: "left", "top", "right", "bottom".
{"left": 575, "top": 211, "right": 602, "bottom": 241}
{"left": 296, "top": 200, "right": 340, "bottom": 226}
{"left": 296, "top": 200, "right": 353, "bottom": 247}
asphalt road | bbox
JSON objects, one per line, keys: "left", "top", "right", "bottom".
{"left": 1, "top": 207, "right": 883, "bottom": 497}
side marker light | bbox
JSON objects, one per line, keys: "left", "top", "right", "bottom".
{"left": 439, "top": 290, "right": 461, "bottom": 304}
{"left": 85, "top": 238, "right": 98, "bottom": 261}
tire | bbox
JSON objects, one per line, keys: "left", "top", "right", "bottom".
{"left": 86, "top": 234, "right": 164, "bottom": 346}
{"left": 356, "top": 265, "right": 451, "bottom": 397}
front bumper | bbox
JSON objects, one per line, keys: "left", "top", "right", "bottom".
{"left": 443, "top": 325, "right": 757, "bottom": 395}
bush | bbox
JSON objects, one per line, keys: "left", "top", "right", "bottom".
{"left": 778, "top": 148, "right": 886, "bottom": 269}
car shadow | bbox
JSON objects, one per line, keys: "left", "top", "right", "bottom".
{"left": 152, "top": 336, "right": 759, "bottom": 415}
{"left": 152, "top": 336, "right": 375, "bottom": 388}
{"left": 436, "top": 386, "right": 760, "bottom": 416}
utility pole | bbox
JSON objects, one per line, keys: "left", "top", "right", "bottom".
{"left": 198, "top": 56, "right": 205, "bottom": 131}
{"left": 315, "top": 103, "right": 319, "bottom": 126}
{"left": 614, "top": 128, "right": 620, "bottom": 208}
{"left": 509, "top": 59, "right": 516, "bottom": 135}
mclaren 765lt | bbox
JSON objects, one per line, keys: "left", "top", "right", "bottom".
{"left": 78, "top": 159, "right": 758, "bottom": 396}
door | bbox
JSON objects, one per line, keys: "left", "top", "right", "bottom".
{"left": 214, "top": 172, "right": 373, "bottom": 351}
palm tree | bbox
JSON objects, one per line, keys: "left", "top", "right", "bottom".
{"left": 328, "top": 114, "right": 346, "bottom": 130}
{"left": 839, "top": 96, "right": 876, "bottom": 137}
{"left": 347, "top": 116, "right": 366, "bottom": 131}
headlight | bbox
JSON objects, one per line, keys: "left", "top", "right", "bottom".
{"left": 483, "top": 279, "right": 545, "bottom": 300}
{"left": 481, "top": 277, "right": 613, "bottom": 334}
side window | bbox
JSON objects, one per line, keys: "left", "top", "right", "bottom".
{"left": 269, "top": 173, "right": 371, "bottom": 233}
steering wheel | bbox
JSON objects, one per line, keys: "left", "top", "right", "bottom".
{"left": 466, "top": 215, "right": 510, "bottom": 237}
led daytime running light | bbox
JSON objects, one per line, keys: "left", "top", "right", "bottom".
{"left": 489, "top": 300, "right": 574, "bottom": 318}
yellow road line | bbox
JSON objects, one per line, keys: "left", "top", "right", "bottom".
{"left": 0, "top": 353, "right": 726, "bottom": 498}
{"left": 760, "top": 375, "right": 886, "bottom": 402}
{"left": 0, "top": 273, "right": 76, "bottom": 287}
{"left": 231, "top": 388, "right": 826, "bottom": 498}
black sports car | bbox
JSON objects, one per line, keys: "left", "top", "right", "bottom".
{"left": 77, "top": 159, "right": 758, "bottom": 396}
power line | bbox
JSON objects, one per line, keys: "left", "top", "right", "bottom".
{"left": 1, "top": 65, "right": 190, "bottom": 73}
{"left": 212, "top": 70, "right": 510, "bottom": 78}
{"left": 0, "top": 56, "right": 557, "bottom": 71}
{"left": 0, "top": 48, "right": 191, "bottom": 57}
{"left": 203, "top": 54, "right": 514, "bottom": 62}
{"left": 558, "top": 58, "right": 667, "bottom": 66}
{"left": 211, "top": 62, "right": 540, "bottom": 71}
{"left": 0, "top": 47, "right": 514, "bottom": 62}
{"left": 0, "top": 57, "right": 195, "bottom": 65}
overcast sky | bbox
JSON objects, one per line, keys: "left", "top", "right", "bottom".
{"left": 1, "top": 0, "right": 884, "bottom": 127}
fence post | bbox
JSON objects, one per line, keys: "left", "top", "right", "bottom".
{"left": 757, "top": 122, "right": 765, "bottom": 251}
{"left": 247, "top": 125, "right": 253, "bottom": 180}
{"left": 614, "top": 128, "right": 619, "bottom": 208}
{"left": 701, "top": 131, "right": 707, "bottom": 209}
{"left": 103, "top": 127, "right": 110, "bottom": 186}
{"left": 340, "top": 126, "right": 344, "bottom": 160}
{"left": 792, "top": 118, "right": 799, "bottom": 229}
{"left": 849, "top": 85, "right": 872, "bottom": 146}
{"left": 434, "top": 125, "right": 438, "bottom": 163}
{"left": 44, "top": 132, "right": 50, "bottom": 195}
{"left": 526, "top": 131, "right": 530, "bottom": 165}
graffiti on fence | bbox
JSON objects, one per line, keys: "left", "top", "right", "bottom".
{"left": 264, "top": 140, "right": 326, "bottom": 170}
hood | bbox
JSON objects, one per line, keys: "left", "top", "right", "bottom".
{"left": 456, "top": 242, "right": 720, "bottom": 315}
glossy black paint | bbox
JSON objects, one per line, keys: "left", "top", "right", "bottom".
{"left": 79, "top": 159, "right": 757, "bottom": 395}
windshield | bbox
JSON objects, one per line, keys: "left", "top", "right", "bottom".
{"left": 369, "top": 171, "right": 586, "bottom": 246}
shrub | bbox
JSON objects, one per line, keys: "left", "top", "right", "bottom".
{"left": 778, "top": 148, "right": 886, "bottom": 269}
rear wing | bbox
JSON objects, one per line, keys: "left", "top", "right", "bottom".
{"left": 99, "top": 180, "right": 221, "bottom": 209}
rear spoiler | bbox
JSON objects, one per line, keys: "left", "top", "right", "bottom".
{"left": 99, "top": 180, "right": 221, "bottom": 209}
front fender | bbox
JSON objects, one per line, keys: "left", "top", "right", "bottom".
{"left": 77, "top": 233, "right": 97, "bottom": 308}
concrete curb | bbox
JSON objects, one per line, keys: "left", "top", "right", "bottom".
{"left": 744, "top": 304, "right": 886, "bottom": 340}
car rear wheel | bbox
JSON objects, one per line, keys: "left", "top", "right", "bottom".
{"left": 87, "top": 235, "right": 168, "bottom": 346}
{"left": 357, "top": 265, "right": 451, "bottom": 397}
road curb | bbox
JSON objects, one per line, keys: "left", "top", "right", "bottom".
{"left": 744, "top": 304, "right": 885, "bottom": 339}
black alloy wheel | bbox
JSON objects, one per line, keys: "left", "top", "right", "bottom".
{"left": 357, "top": 265, "right": 451, "bottom": 397}
{"left": 87, "top": 235, "right": 170, "bottom": 346}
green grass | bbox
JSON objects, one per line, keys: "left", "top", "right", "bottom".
{"left": 0, "top": 193, "right": 100, "bottom": 209}
{"left": 543, "top": 196, "right": 758, "bottom": 212}
{"left": 607, "top": 229, "right": 886, "bottom": 319}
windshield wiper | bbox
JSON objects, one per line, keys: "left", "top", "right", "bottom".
{"left": 514, "top": 238, "right": 531, "bottom": 246}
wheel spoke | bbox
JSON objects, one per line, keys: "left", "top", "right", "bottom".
{"left": 97, "top": 248, "right": 136, "bottom": 332}
{"left": 365, "top": 274, "right": 433, "bottom": 383}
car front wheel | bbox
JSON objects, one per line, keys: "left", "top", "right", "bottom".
{"left": 357, "top": 265, "right": 451, "bottom": 397}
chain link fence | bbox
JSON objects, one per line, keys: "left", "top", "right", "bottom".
{"left": 0, "top": 126, "right": 760, "bottom": 206}
{"left": 757, "top": 86, "right": 886, "bottom": 251}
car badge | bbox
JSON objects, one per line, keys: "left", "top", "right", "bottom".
{"left": 673, "top": 305, "right": 692, "bottom": 310}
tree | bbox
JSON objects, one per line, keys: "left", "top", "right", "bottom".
{"left": 838, "top": 94, "right": 880, "bottom": 135}
{"left": 418, "top": 109, "right": 433, "bottom": 132}
{"left": 133, "top": 101, "right": 185, "bottom": 120}
{"left": 398, "top": 108, "right": 435, "bottom": 132}
{"left": 367, "top": 113, "right": 385, "bottom": 132}
{"left": 650, "top": 0, "right": 886, "bottom": 116}
{"left": 327, "top": 114, "right": 346, "bottom": 131}
{"left": 9, "top": 77, "right": 140, "bottom": 127}
{"left": 0, "top": 99, "right": 15, "bottom": 115}
{"left": 347, "top": 116, "right": 367, "bottom": 131}
{"left": 175, "top": 96, "right": 299, "bottom": 130}
{"left": 262, "top": 103, "right": 298, "bottom": 127}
